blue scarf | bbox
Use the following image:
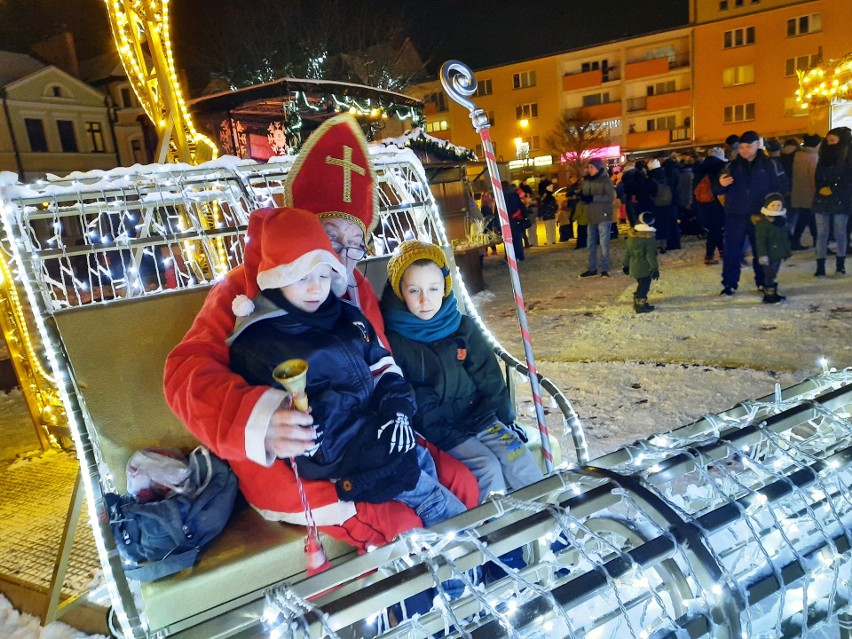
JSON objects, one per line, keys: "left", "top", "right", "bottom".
{"left": 383, "top": 290, "right": 462, "bottom": 343}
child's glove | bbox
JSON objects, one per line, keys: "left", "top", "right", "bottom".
{"left": 622, "top": 265, "right": 630, "bottom": 275}
{"left": 507, "top": 422, "right": 529, "bottom": 443}
{"left": 377, "top": 413, "right": 416, "bottom": 454}
{"left": 758, "top": 256, "right": 769, "bottom": 266}
{"left": 818, "top": 186, "right": 833, "bottom": 196}
{"left": 651, "top": 269, "right": 660, "bottom": 280}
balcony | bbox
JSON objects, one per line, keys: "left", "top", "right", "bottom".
{"left": 646, "top": 89, "right": 691, "bottom": 112}
{"left": 626, "top": 97, "right": 647, "bottom": 112}
{"left": 584, "top": 101, "right": 622, "bottom": 120}
{"left": 563, "top": 69, "right": 602, "bottom": 91}
{"left": 624, "top": 53, "right": 690, "bottom": 81}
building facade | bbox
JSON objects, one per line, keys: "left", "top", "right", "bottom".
{"left": 692, "top": 0, "right": 852, "bottom": 145}
{"left": 412, "top": 0, "right": 852, "bottom": 182}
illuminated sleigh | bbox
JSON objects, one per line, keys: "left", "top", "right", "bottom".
{"left": 2, "top": 144, "right": 852, "bottom": 639}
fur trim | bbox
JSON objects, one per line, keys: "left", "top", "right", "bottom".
{"left": 256, "top": 248, "right": 348, "bottom": 296}
{"left": 760, "top": 206, "right": 786, "bottom": 217}
{"left": 232, "top": 294, "right": 255, "bottom": 317}
{"left": 633, "top": 223, "right": 656, "bottom": 233}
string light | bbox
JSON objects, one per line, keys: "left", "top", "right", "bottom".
{"left": 796, "top": 52, "right": 852, "bottom": 109}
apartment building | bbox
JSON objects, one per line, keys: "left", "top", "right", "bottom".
{"left": 414, "top": 0, "right": 852, "bottom": 180}
{"left": 692, "top": 0, "right": 852, "bottom": 145}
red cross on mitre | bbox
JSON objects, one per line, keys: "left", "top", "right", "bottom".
{"left": 284, "top": 114, "right": 377, "bottom": 236}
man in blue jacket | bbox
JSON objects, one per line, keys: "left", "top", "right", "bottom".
{"left": 715, "top": 130, "right": 789, "bottom": 296}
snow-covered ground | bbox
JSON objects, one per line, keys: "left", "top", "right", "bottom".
{"left": 0, "top": 231, "right": 849, "bottom": 637}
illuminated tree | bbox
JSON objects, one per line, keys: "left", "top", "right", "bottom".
{"left": 546, "top": 108, "right": 612, "bottom": 180}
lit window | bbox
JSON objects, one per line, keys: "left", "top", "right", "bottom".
{"left": 722, "top": 65, "right": 755, "bottom": 86}
{"left": 86, "top": 121, "right": 106, "bottom": 152}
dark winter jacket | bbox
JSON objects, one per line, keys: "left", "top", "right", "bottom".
{"left": 714, "top": 152, "right": 789, "bottom": 217}
{"left": 539, "top": 191, "right": 558, "bottom": 220}
{"left": 812, "top": 136, "right": 852, "bottom": 216}
{"left": 504, "top": 185, "right": 528, "bottom": 227}
{"left": 228, "top": 291, "right": 418, "bottom": 496}
{"left": 580, "top": 170, "right": 616, "bottom": 224}
{"left": 623, "top": 224, "right": 659, "bottom": 279}
{"left": 755, "top": 216, "right": 792, "bottom": 262}
{"left": 381, "top": 293, "right": 514, "bottom": 451}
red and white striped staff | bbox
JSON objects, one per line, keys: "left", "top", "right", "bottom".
{"left": 440, "top": 60, "right": 554, "bottom": 472}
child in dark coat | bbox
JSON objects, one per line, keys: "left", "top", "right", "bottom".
{"left": 754, "top": 193, "right": 793, "bottom": 304}
{"left": 227, "top": 208, "right": 465, "bottom": 527}
{"left": 380, "top": 240, "right": 544, "bottom": 503}
{"left": 623, "top": 212, "right": 660, "bottom": 313}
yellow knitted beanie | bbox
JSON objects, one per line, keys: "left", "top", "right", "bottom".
{"left": 387, "top": 240, "right": 452, "bottom": 300}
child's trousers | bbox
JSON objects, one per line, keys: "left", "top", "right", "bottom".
{"left": 396, "top": 445, "right": 466, "bottom": 527}
{"left": 761, "top": 260, "right": 781, "bottom": 287}
{"left": 448, "top": 422, "right": 545, "bottom": 503}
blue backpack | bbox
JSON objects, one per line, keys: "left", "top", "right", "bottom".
{"left": 106, "top": 447, "right": 238, "bottom": 581}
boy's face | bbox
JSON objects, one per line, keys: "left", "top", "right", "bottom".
{"left": 280, "top": 263, "right": 332, "bottom": 312}
{"left": 400, "top": 262, "right": 445, "bottom": 321}
{"left": 765, "top": 200, "right": 784, "bottom": 213}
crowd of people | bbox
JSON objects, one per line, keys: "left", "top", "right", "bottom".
{"left": 481, "top": 125, "right": 851, "bottom": 311}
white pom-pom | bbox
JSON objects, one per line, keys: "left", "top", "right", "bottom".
{"left": 232, "top": 294, "right": 255, "bottom": 317}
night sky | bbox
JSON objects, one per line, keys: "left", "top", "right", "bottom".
{"left": 5, "top": 0, "right": 688, "bottom": 93}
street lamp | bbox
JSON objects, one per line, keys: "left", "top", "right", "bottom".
{"left": 515, "top": 118, "right": 530, "bottom": 160}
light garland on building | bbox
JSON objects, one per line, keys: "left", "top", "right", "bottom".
{"left": 796, "top": 52, "right": 852, "bottom": 110}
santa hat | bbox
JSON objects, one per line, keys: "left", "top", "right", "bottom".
{"left": 232, "top": 208, "right": 347, "bottom": 317}
{"left": 386, "top": 240, "right": 452, "bottom": 301}
{"left": 283, "top": 114, "right": 378, "bottom": 238}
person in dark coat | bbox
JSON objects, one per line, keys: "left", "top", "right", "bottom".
{"left": 578, "top": 158, "right": 617, "bottom": 276}
{"left": 812, "top": 126, "right": 851, "bottom": 276}
{"left": 754, "top": 193, "right": 792, "bottom": 303}
{"left": 227, "top": 208, "right": 466, "bottom": 527}
{"left": 381, "top": 241, "right": 544, "bottom": 503}
{"left": 644, "top": 158, "right": 674, "bottom": 253}
{"left": 694, "top": 147, "right": 727, "bottom": 264}
{"left": 538, "top": 180, "right": 559, "bottom": 245}
{"left": 714, "top": 130, "right": 789, "bottom": 295}
{"left": 662, "top": 157, "right": 683, "bottom": 249}
{"left": 502, "top": 181, "right": 528, "bottom": 261}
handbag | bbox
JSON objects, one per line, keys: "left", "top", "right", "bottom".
{"left": 106, "top": 447, "right": 239, "bottom": 581}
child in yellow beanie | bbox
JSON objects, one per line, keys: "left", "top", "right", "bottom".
{"left": 381, "top": 240, "right": 544, "bottom": 503}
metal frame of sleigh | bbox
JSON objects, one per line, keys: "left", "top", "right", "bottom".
{"left": 0, "top": 144, "right": 570, "bottom": 639}
{"left": 3, "top": 136, "right": 852, "bottom": 639}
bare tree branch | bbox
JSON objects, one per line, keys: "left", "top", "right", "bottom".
{"left": 546, "top": 108, "right": 611, "bottom": 180}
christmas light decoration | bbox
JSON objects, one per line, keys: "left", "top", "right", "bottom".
{"left": 795, "top": 52, "right": 852, "bottom": 109}
{"left": 103, "top": 0, "right": 217, "bottom": 164}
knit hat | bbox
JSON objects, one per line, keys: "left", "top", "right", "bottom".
{"left": 760, "top": 192, "right": 786, "bottom": 217}
{"left": 783, "top": 138, "right": 801, "bottom": 150}
{"left": 739, "top": 130, "right": 760, "bottom": 144}
{"left": 232, "top": 208, "right": 347, "bottom": 317}
{"left": 764, "top": 137, "right": 781, "bottom": 152}
{"left": 638, "top": 211, "right": 655, "bottom": 227}
{"left": 588, "top": 158, "right": 604, "bottom": 171}
{"left": 802, "top": 133, "right": 821, "bottom": 147}
{"left": 725, "top": 134, "right": 740, "bottom": 146}
{"left": 283, "top": 114, "right": 378, "bottom": 237}
{"left": 386, "top": 240, "right": 451, "bottom": 301}
{"left": 647, "top": 158, "right": 661, "bottom": 170}
{"left": 707, "top": 147, "right": 726, "bottom": 161}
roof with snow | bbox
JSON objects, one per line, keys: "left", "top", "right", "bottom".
{"left": 0, "top": 51, "right": 46, "bottom": 87}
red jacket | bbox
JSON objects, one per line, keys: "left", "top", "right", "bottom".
{"left": 163, "top": 266, "right": 477, "bottom": 551}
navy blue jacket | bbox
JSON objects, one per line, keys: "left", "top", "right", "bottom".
{"left": 229, "top": 293, "right": 415, "bottom": 483}
{"left": 714, "top": 152, "right": 789, "bottom": 217}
